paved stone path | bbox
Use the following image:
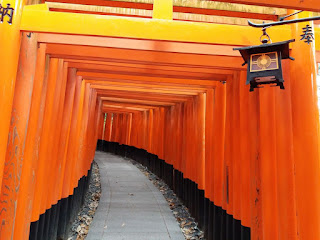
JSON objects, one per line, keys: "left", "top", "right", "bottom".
{"left": 86, "top": 151, "right": 185, "bottom": 240}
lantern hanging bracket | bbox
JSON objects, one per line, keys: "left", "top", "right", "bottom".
{"left": 279, "top": 10, "right": 303, "bottom": 22}
{"left": 248, "top": 13, "right": 320, "bottom": 28}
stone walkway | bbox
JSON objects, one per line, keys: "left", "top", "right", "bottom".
{"left": 86, "top": 151, "right": 185, "bottom": 240}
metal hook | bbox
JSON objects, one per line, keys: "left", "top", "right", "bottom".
{"left": 260, "top": 28, "right": 272, "bottom": 44}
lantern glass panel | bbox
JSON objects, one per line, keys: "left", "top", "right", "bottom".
{"left": 250, "top": 52, "right": 279, "bottom": 72}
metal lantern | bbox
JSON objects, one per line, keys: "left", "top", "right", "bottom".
{"left": 234, "top": 39, "right": 295, "bottom": 91}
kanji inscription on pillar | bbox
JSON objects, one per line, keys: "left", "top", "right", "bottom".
{"left": 300, "top": 24, "right": 314, "bottom": 44}
{"left": 0, "top": 4, "right": 14, "bottom": 24}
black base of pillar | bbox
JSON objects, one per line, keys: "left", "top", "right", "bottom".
{"left": 29, "top": 166, "right": 93, "bottom": 240}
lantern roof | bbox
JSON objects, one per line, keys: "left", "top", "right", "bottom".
{"left": 234, "top": 39, "right": 295, "bottom": 63}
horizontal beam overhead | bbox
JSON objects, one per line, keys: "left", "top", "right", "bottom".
{"left": 91, "top": 84, "right": 200, "bottom": 96}
{"left": 70, "top": 62, "right": 230, "bottom": 82}
{"left": 45, "top": 43, "right": 246, "bottom": 70}
{"left": 46, "top": 1, "right": 281, "bottom": 21}
{"left": 21, "top": 4, "right": 292, "bottom": 46}
{"left": 37, "top": 33, "right": 240, "bottom": 57}
{"left": 103, "top": 102, "right": 155, "bottom": 110}
{"left": 66, "top": 59, "right": 234, "bottom": 75}
{"left": 47, "top": 0, "right": 154, "bottom": 10}
{"left": 81, "top": 72, "right": 223, "bottom": 86}
{"left": 89, "top": 84, "right": 203, "bottom": 95}
{"left": 96, "top": 90, "right": 192, "bottom": 102}
{"left": 213, "top": 0, "right": 320, "bottom": 12}
{"left": 45, "top": 0, "right": 286, "bottom": 15}
{"left": 86, "top": 81, "right": 214, "bottom": 92}
{"left": 86, "top": 80, "right": 208, "bottom": 93}
{"left": 102, "top": 107, "right": 146, "bottom": 113}
{"left": 99, "top": 97, "right": 176, "bottom": 106}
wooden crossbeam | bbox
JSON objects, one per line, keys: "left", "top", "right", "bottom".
{"left": 99, "top": 97, "right": 176, "bottom": 106}
{"left": 211, "top": 0, "right": 320, "bottom": 12}
{"left": 46, "top": 0, "right": 284, "bottom": 21}
{"left": 80, "top": 72, "right": 227, "bottom": 84}
{"left": 37, "top": 33, "right": 240, "bottom": 56}
{"left": 21, "top": 4, "right": 291, "bottom": 47}
{"left": 45, "top": 43, "right": 246, "bottom": 70}
{"left": 96, "top": 90, "right": 192, "bottom": 102}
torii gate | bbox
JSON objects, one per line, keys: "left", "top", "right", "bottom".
{"left": 0, "top": 0, "right": 319, "bottom": 239}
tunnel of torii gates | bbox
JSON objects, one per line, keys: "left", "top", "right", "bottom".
{"left": 1, "top": 0, "right": 320, "bottom": 239}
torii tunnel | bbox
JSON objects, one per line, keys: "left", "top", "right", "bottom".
{"left": 0, "top": 0, "right": 320, "bottom": 239}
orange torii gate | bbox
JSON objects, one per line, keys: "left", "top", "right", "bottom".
{"left": 0, "top": 0, "right": 319, "bottom": 239}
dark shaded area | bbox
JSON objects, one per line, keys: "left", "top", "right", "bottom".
{"left": 29, "top": 164, "right": 93, "bottom": 240}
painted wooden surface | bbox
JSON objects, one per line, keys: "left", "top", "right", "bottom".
{"left": 0, "top": 0, "right": 319, "bottom": 239}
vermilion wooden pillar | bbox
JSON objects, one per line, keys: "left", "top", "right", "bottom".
{"left": 131, "top": 113, "right": 137, "bottom": 147}
{"left": 114, "top": 113, "right": 120, "bottom": 144}
{"left": 0, "top": 32, "right": 38, "bottom": 240}
{"left": 115, "top": 113, "right": 121, "bottom": 144}
{"left": 197, "top": 93, "right": 206, "bottom": 191}
{"left": 175, "top": 103, "right": 183, "bottom": 173}
{"left": 111, "top": 114, "right": 118, "bottom": 144}
{"left": 85, "top": 89, "right": 97, "bottom": 169}
{"left": 248, "top": 90, "right": 262, "bottom": 240}
{"left": 180, "top": 102, "right": 187, "bottom": 181}
{"left": 94, "top": 100, "right": 103, "bottom": 152}
{"left": 0, "top": 0, "right": 26, "bottom": 188}
{"left": 42, "top": 59, "right": 64, "bottom": 211}
{"left": 231, "top": 72, "right": 241, "bottom": 222}
{"left": 104, "top": 113, "right": 112, "bottom": 143}
{"left": 69, "top": 80, "right": 86, "bottom": 192}
{"left": 55, "top": 67, "right": 77, "bottom": 204}
{"left": 32, "top": 58, "right": 59, "bottom": 221}
{"left": 49, "top": 61, "right": 69, "bottom": 207}
{"left": 259, "top": 83, "right": 279, "bottom": 240}
{"left": 164, "top": 106, "right": 172, "bottom": 165}
{"left": 127, "top": 113, "right": 133, "bottom": 145}
{"left": 239, "top": 71, "right": 251, "bottom": 229}
{"left": 75, "top": 82, "right": 91, "bottom": 184}
{"left": 142, "top": 111, "right": 148, "bottom": 150}
{"left": 29, "top": 50, "right": 50, "bottom": 223}
{"left": 62, "top": 75, "right": 82, "bottom": 199}
{"left": 274, "top": 62, "right": 298, "bottom": 240}
{"left": 14, "top": 43, "right": 47, "bottom": 240}
{"left": 98, "top": 113, "right": 105, "bottom": 142}
{"left": 185, "top": 99, "right": 194, "bottom": 182}
{"left": 212, "top": 83, "right": 226, "bottom": 209}
{"left": 205, "top": 88, "right": 214, "bottom": 201}
{"left": 289, "top": 11, "right": 320, "bottom": 240}
{"left": 158, "top": 107, "right": 165, "bottom": 160}
{"left": 223, "top": 76, "right": 234, "bottom": 219}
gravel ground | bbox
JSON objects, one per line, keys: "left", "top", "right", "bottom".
{"left": 128, "top": 158, "right": 205, "bottom": 240}
{"left": 68, "top": 161, "right": 101, "bottom": 240}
